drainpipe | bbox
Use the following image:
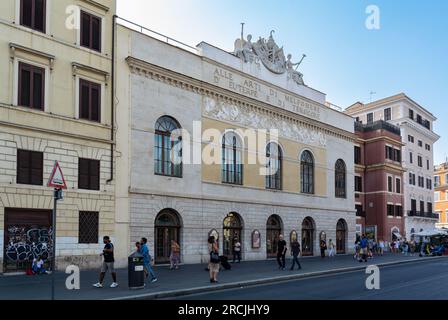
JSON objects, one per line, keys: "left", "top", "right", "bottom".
{"left": 107, "top": 15, "right": 117, "bottom": 184}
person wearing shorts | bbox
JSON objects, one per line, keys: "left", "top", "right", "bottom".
{"left": 93, "top": 236, "right": 118, "bottom": 288}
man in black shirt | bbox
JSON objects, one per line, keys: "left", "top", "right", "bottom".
{"left": 277, "top": 234, "right": 287, "bottom": 270}
{"left": 93, "top": 236, "right": 118, "bottom": 288}
{"left": 290, "top": 240, "right": 302, "bottom": 270}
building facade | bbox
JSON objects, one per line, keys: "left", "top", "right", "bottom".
{"left": 115, "top": 24, "right": 356, "bottom": 265}
{"left": 0, "top": 0, "right": 117, "bottom": 273}
{"left": 354, "top": 120, "right": 405, "bottom": 241}
{"left": 345, "top": 94, "right": 440, "bottom": 239}
{"left": 434, "top": 162, "right": 448, "bottom": 229}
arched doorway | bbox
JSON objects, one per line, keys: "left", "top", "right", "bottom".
{"left": 266, "top": 215, "right": 282, "bottom": 258}
{"left": 336, "top": 219, "right": 347, "bottom": 254}
{"left": 301, "top": 217, "right": 315, "bottom": 256}
{"left": 154, "top": 209, "right": 181, "bottom": 264}
{"left": 223, "top": 212, "right": 243, "bottom": 258}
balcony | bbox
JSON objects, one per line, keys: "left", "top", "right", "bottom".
{"left": 355, "top": 120, "right": 401, "bottom": 136}
{"left": 407, "top": 211, "right": 439, "bottom": 219}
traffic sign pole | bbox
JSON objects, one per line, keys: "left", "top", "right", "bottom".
{"left": 47, "top": 161, "right": 66, "bottom": 301}
{"left": 51, "top": 188, "right": 58, "bottom": 300}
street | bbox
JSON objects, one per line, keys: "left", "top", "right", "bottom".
{"left": 168, "top": 258, "right": 448, "bottom": 300}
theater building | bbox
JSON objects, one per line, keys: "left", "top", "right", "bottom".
{"left": 353, "top": 120, "right": 405, "bottom": 241}
{"left": 0, "top": 0, "right": 116, "bottom": 273}
{"left": 115, "top": 23, "right": 357, "bottom": 264}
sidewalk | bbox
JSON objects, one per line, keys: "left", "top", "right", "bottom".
{"left": 0, "top": 253, "right": 443, "bottom": 300}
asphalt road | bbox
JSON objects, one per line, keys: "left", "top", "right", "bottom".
{"left": 168, "top": 258, "right": 448, "bottom": 300}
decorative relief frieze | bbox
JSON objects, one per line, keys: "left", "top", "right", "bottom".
{"left": 203, "top": 97, "right": 327, "bottom": 147}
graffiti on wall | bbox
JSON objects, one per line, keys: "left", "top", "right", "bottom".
{"left": 5, "top": 226, "right": 53, "bottom": 263}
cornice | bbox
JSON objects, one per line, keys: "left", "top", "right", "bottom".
{"left": 125, "top": 56, "right": 356, "bottom": 143}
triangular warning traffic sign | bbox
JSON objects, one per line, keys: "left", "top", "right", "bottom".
{"left": 48, "top": 161, "right": 67, "bottom": 189}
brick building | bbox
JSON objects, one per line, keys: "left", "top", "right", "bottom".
{"left": 354, "top": 120, "right": 405, "bottom": 241}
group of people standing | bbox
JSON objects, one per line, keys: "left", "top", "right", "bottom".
{"left": 93, "top": 236, "right": 182, "bottom": 289}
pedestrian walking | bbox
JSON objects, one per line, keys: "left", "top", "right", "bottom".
{"left": 140, "top": 237, "right": 158, "bottom": 283}
{"left": 290, "top": 240, "right": 302, "bottom": 270}
{"left": 320, "top": 239, "right": 327, "bottom": 258}
{"left": 328, "top": 239, "right": 336, "bottom": 257}
{"left": 409, "top": 239, "right": 415, "bottom": 256}
{"left": 170, "top": 240, "right": 181, "bottom": 270}
{"left": 208, "top": 236, "right": 220, "bottom": 283}
{"left": 378, "top": 239, "right": 384, "bottom": 256}
{"left": 93, "top": 236, "right": 118, "bottom": 288}
{"left": 359, "top": 234, "right": 368, "bottom": 263}
{"left": 232, "top": 238, "right": 241, "bottom": 263}
{"left": 277, "top": 234, "right": 287, "bottom": 270}
{"left": 354, "top": 238, "right": 360, "bottom": 260}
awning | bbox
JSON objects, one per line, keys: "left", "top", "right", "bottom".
{"left": 412, "top": 229, "right": 448, "bottom": 237}
{"left": 393, "top": 232, "right": 402, "bottom": 239}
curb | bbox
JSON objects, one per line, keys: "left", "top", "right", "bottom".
{"left": 110, "top": 256, "right": 447, "bottom": 300}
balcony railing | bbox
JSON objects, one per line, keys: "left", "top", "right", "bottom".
{"left": 407, "top": 211, "right": 439, "bottom": 219}
{"left": 355, "top": 120, "right": 401, "bottom": 136}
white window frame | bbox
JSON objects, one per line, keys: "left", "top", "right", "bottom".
{"left": 387, "top": 174, "right": 394, "bottom": 193}
{"left": 15, "top": 0, "right": 51, "bottom": 35}
{"left": 76, "top": 6, "right": 105, "bottom": 54}
{"left": 74, "top": 75, "right": 105, "bottom": 124}
{"left": 13, "top": 57, "right": 50, "bottom": 113}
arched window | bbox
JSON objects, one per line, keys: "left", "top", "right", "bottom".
{"left": 154, "top": 116, "right": 182, "bottom": 177}
{"left": 222, "top": 132, "right": 243, "bottom": 185}
{"left": 335, "top": 159, "right": 346, "bottom": 198}
{"left": 266, "top": 143, "right": 282, "bottom": 190}
{"left": 300, "top": 150, "right": 314, "bottom": 194}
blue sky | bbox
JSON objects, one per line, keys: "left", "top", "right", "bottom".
{"left": 118, "top": 0, "right": 447, "bottom": 164}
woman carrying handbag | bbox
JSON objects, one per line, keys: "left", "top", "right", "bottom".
{"left": 208, "top": 236, "right": 220, "bottom": 283}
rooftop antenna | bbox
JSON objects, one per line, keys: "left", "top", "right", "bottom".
{"left": 369, "top": 91, "right": 377, "bottom": 103}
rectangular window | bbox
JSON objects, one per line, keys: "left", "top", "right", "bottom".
{"left": 20, "top": 0, "right": 46, "bottom": 33}
{"left": 418, "top": 156, "right": 422, "bottom": 167}
{"left": 388, "top": 176, "right": 393, "bottom": 192}
{"left": 355, "top": 176, "right": 363, "bottom": 192}
{"left": 435, "top": 192, "right": 440, "bottom": 201}
{"left": 79, "top": 79, "right": 101, "bottom": 122}
{"left": 18, "top": 62, "right": 45, "bottom": 110}
{"left": 81, "top": 11, "right": 102, "bottom": 52}
{"left": 394, "top": 149, "right": 401, "bottom": 162}
{"left": 384, "top": 108, "right": 391, "bottom": 121}
{"left": 427, "top": 178, "right": 432, "bottom": 190}
{"left": 418, "top": 140, "right": 423, "bottom": 147}
{"left": 411, "top": 199, "right": 417, "bottom": 213}
{"left": 355, "top": 204, "right": 364, "bottom": 217}
{"left": 78, "top": 158, "right": 100, "bottom": 190}
{"left": 417, "top": 114, "right": 422, "bottom": 125}
{"left": 425, "top": 144, "right": 431, "bottom": 151}
{"left": 408, "top": 135, "right": 414, "bottom": 143}
{"left": 427, "top": 203, "right": 433, "bottom": 214}
{"left": 409, "top": 152, "right": 413, "bottom": 164}
{"left": 17, "top": 149, "right": 43, "bottom": 186}
{"left": 409, "top": 109, "right": 414, "bottom": 120}
{"left": 396, "top": 178, "right": 401, "bottom": 194}
{"left": 367, "top": 113, "right": 373, "bottom": 124}
{"left": 427, "top": 160, "right": 430, "bottom": 170}
{"left": 78, "top": 211, "right": 99, "bottom": 244}
{"left": 354, "top": 146, "right": 361, "bottom": 165}
{"left": 434, "top": 176, "right": 440, "bottom": 187}
{"left": 420, "top": 201, "right": 425, "bottom": 213}
{"left": 395, "top": 206, "right": 403, "bottom": 217}
{"left": 387, "top": 204, "right": 394, "bottom": 216}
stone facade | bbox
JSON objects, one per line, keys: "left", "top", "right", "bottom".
{"left": 116, "top": 25, "right": 356, "bottom": 264}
